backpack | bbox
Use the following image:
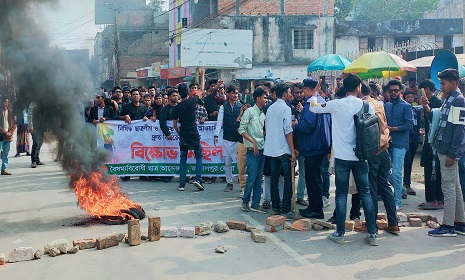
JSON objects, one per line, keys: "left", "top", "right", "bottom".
{"left": 353, "top": 101, "right": 380, "bottom": 161}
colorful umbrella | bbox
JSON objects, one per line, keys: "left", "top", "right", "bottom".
{"left": 307, "top": 54, "right": 352, "bottom": 72}
{"left": 343, "top": 51, "right": 417, "bottom": 75}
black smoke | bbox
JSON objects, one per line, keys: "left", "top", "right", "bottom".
{"left": 0, "top": 0, "right": 108, "bottom": 175}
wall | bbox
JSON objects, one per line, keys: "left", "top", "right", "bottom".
{"left": 217, "top": 0, "right": 334, "bottom": 15}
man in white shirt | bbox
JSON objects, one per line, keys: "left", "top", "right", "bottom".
{"left": 309, "top": 74, "right": 378, "bottom": 246}
{"left": 264, "top": 83, "right": 296, "bottom": 219}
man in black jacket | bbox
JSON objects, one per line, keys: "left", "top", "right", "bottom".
{"left": 88, "top": 92, "right": 116, "bottom": 154}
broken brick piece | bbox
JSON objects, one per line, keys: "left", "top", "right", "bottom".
{"left": 148, "top": 216, "right": 161, "bottom": 242}
{"left": 73, "top": 238, "right": 96, "bottom": 250}
{"left": 376, "top": 213, "right": 387, "bottom": 220}
{"left": 266, "top": 215, "right": 286, "bottom": 227}
{"left": 265, "top": 224, "right": 284, "bottom": 232}
{"left": 0, "top": 253, "right": 5, "bottom": 265}
{"left": 226, "top": 220, "right": 247, "bottom": 231}
{"left": 312, "top": 224, "right": 324, "bottom": 231}
{"left": 407, "top": 213, "right": 431, "bottom": 222}
{"left": 161, "top": 226, "right": 178, "bottom": 237}
{"left": 345, "top": 220, "right": 355, "bottom": 231}
{"left": 251, "top": 228, "right": 266, "bottom": 243}
{"left": 409, "top": 217, "right": 423, "bottom": 227}
{"left": 8, "top": 247, "right": 34, "bottom": 263}
{"left": 96, "top": 234, "right": 119, "bottom": 250}
{"left": 290, "top": 219, "right": 312, "bottom": 231}
{"left": 376, "top": 219, "right": 388, "bottom": 230}
{"left": 315, "top": 219, "right": 335, "bottom": 229}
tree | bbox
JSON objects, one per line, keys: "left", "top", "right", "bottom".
{"left": 335, "top": 0, "right": 439, "bottom": 21}
{"left": 148, "top": 0, "right": 166, "bottom": 12}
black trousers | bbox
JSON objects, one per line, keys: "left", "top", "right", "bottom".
{"left": 31, "top": 130, "right": 44, "bottom": 164}
{"left": 270, "top": 154, "right": 292, "bottom": 213}
{"left": 305, "top": 154, "right": 324, "bottom": 214}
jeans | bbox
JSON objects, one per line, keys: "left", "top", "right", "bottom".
{"left": 403, "top": 142, "right": 419, "bottom": 186}
{"left": 270, "top": 154, "right": 293, "bottom": 213}
{"left": 305, "top": 154, "right": 324, "bottom": 214}
{"left": 334, "top": 159, "right": 376, "bottom": 235}
{"left": 368, "top": 150, "right": 398, "bottom": 226}
{"left": 438, "top": 153, "right": 465, "bottom": 226}
{"left": 31, "top": 131, "right": 44, "bottom": 164}
{"left": 242, "top": 149, "right": 265, "bottom": 207}
{"left": 0, "top": 139, "right": 11, "bottom": 171}
{"left": 179, "top": 147, "right": 202, "bottom": 186}
{"left": 320, "top": 155, "right": 331, "bottom": 198}
{"left": 389, "top": 147, "right": 407, "bottom": 207}
{"left": 332, "top": 193, "right": 361, "bottom": 220}
{"left": 459, "top": 155, "right": 465, "bottom": 201}
{"left": 296, "top": 156, "right": 306, "bottom": 200}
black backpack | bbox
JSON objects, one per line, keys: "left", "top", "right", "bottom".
{"left": 353, "top": 101, "right": 380, "bottom": 161}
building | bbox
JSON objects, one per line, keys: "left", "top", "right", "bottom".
{"left": 168, "top": 0, "right": 335, "bottom": 87}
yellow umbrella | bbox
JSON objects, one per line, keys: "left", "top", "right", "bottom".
{"left": 344, "top": 51, "right": 416, "bottom": 77}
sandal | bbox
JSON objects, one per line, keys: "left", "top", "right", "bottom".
{"left": 418, "top": 201, "right": 440, "bottom": 210}
{"left": 262, "top": 200, "right": 271, "bottom": 209}
{"left": 406, "top": 187, "right": 416, "bottom": 195}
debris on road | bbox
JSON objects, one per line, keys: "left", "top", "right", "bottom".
{"left": 214, "top": 246, "right": 227, "bottom": 253}
{"left": 214, "top": 221, "right": 229, "bottom": 233}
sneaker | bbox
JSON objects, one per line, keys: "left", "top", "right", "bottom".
{"left": 177, "top": 185, "right": 185, "bottom": 191}
{"left": 454, "top": 223, "right": 465, "bottom": 235}
{"left": 251, "top": 205, "right": 268, "bottom": 214}
{"left": 223, "top": 183, "right": 233, "bottom": 192}
{"left": 193, "top": 179, "right": 205, "bottom": 191}
{"left": 241, "top": 203, "right": 251, "bottom": 212}
{"left": 322, "top": 196, "right": 330, "bottom": 208}
{"left": 428, "top": 225, "right": 457, "bottom": 237}
{"left": 1, "top": 170, "right": 12, "bottom": 175}
{"left": 328, "top": 231, "right": 345, "bottom": 245}
{"left": 296, "top": 198, "right": 309, "bottom": 206}
{"left": 366, "top": 234, "right": 379, "bottom": 246}
{"left": 37, "top": 161, "right": 45, "bottom": 166}
{"left": 31, "top": 162, "right": 37, "bottom": 168}
{"left": 239, "top": 190, "right": 244, "bottom": 198}
{"left": 262, "top": 200, "right": 271, "bottom": 209}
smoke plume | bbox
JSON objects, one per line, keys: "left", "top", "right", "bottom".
{"left": 0, "top": 0, "right": 108, "bottom": 175}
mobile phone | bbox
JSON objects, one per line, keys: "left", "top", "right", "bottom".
{"left": 420, "top": 88, "right": 426, "bottom": 98}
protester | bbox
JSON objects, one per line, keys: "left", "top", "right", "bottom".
{"left": 264, "top": 83, "right": 296, "bottom": 219}
{"left": 120, "top": 89, "right": 148, "bottom": 124}
{"left": 309, "top": 74, "right": 378, "bottom": 246}
{"left": 384, "top": 79, "right": 414, "bottom": 210}
{"left": 28, "top": 102, "right": 45, "bottom": 168}
{"left": 238, "top": 87, "right": 268, "bottom": 213}
{"left": 420, "top": 69, "right": 465, "bottom": 237}
{"left": 14, "top": 106, "right": 30, "bottom": 157}
{"left": 172, "top": 83, "right": 205, "bottom": 191}
{"left": 294, "top": 78, "right": 331, "bottom": 219}
{"left": 0, "top": 96, "right": 16, "bottom": 175}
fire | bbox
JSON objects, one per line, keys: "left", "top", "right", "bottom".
{"left": 72, "top": 171, "right": 141, "bottom": 219}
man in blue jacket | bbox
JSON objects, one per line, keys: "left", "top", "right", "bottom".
{"left": 384, "top": 79, "right": 414, "bottom": 210}
{"left": 421, "top": 69, "right": 465, "bottom": 237}
{"left": 294, "top": 78, "right": 331, "bottom": 219}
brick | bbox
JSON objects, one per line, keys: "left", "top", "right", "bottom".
{"left": 426, "top": 220, "right": 440, "bottom": 229}
{"left": 250, "top": 228, "right": 266, "bottom": 243}
{"left": 34, "top": 250, "right": 43, "bottom": 259}
{"left": 409, "top": 218, "right": 423, "bottom": 227}
{"left": 290, "top": 219, "right": 312, "bottom": 231}
{"left": 315, "top": 219, "right": 335, "bottom": 229}
{"left": 8, "top": 247, "right": 34, "bottom": 263}
{"left": 48, "top": 248, "right": 61, "bottom": 257}
{"left": 128, "top": 219, "right": 141, "bottom": 246}
{"left": 214, "top": 221, "right": 229, "bottom": 233}
{"left": 0, "top": 253, "right": 5, "bottom": 265}
{"left": 179, "top": 227, "right": 196, "bottom": 238}
{"left": 96, "top": 234, "right": 119, "bottom": 250}
{"left": 400, "top": 222, "right": 410, "bottom": 227}
{"left": 266, "top": 215, "right": 286, "bottom": 227}
{"left": 265, "top": 224, "right": 284, "bottom": 232}
{"left": 397, "top": 212, "right": 408, "bottom": 222}
{"left": 354, "top": 219, "right": 362, "bottom": 228}
{"left": 429, "top": 216, "right": 438, "bottom": 223}
{"left": 345, "top": 220, "right": 355, "bottom": 231}
{"left": 67, "top": 246, "right": 79, "bottom": 254}
{"left": 148, "top": 216, "right": 161, "bottom": 242}
{"left": 407, "top": 213, "right": 431, "bottom": 222}
{"left": 376, "top": 213, "right": 387, "bottom": 220}
{"left": 376, "top": 219, "right": 388, "bottom": 230}
{"left": 73, "top": 238, "right": 96, "bottom": 250}
{"left": 44, "top": 239, "right": 69, "bottom": 254}
{"left": 226, "top": 220, "right": 247, "bottom": 231}
{"left": 312, "top": 224, "right": 324, "bottom": 231}
{"left": 161, "top": 226, "right": 178, "bottom": 238}
{"left": 196, "top": 224, "right": 211, "bottom": 236}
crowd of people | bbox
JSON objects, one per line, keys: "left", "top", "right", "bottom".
{"left": 1, "top": 67, "right": 465, "bottom": 246}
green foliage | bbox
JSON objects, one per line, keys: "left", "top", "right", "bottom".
{"left": 148, "top": 0, "right": 166, "bottom": 12}
{"left": 335, "top": 0, "right": 439, "bottom": 21}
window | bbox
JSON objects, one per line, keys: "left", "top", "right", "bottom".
{"left": 177, "top": 44, "right": 181, "bottom": 61}
{"left": 444, "top": 35, "right": 453, "bottom": 49}
{"left": 293, "top": 29, "right": 314, "bottom": 50}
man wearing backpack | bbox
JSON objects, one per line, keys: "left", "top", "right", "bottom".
{"left": 384, "top": 80, "right": 414, "bottom": 210}
{"left": 309, "top": 74, "right": 378, "bottom": 246}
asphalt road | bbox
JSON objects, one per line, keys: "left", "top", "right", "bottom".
{"left": 1, "top": 142, "right": 465, "bottom": 280}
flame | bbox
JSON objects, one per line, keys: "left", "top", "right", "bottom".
{"left": 72, "top": 171, "right": 140, "bottom": 218}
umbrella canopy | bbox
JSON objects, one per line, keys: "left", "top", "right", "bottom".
{"left": 357, "top": 70, "right": 407, "bottom": 79}
{"left": 307, "top": 54, "right": 352, "bottom": 72}
{"left": 409, "top": 56, "right": 434, "bottom": 68}
{"left": 344, "top": 51, "right": 417, "bottom": 74}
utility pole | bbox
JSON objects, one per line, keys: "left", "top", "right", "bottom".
{"left": 113, "top": 0, "right": 121, "bottom": 87}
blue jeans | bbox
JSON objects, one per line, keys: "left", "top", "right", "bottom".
{"left": 242, "top": 149, "right": 265, "bottom": 207}
{"left": 179, "top": 148, "right": 202, "bottom": 186}
{"left": 0, "top": 139, "right": 11, "bottom": 171}
{"left": 389, "top": 147, "right": 407, "bottom": 207}
{"left": 296, "top": 156, "right": 306, "bottom": 200}
{"left": 320, "top": 155, "right": 330, "bottom": 198}
{"left": 459, "top": 156, "right": 465, "bottom": 201}
{"left": 334, "top": 159, "right": 376, "bottom": 235}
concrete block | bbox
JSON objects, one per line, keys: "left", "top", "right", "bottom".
{"left": 266, "top": 215, "right": 286, "bottom": 227}
{"left": 290, "top": 219, "right": 312, "bottom": 231}
{"left": 161, "top": 226, "right": 178, "bottom": 238}
{"left": 409, "top": 217, "right": 423, "bottom": 227}
{"left": 250, "top": 228, "right": 266, "bottom": 243}
{"left": 226, "top": 220, "right": 247, "bottom": 231}
{"left": 128, "top": 219, "right": 141, "bottom": 246}
{"left": 96, "top": 234, "right": 119, "bottom": 250}
{"left": 265, "top": 224, "right": 284, "bottom": 232}
{"left": 73, "top": 238, "right": 96, "bottom": 250}
{"left": 8, "top": 247, "right": 34, "bottom": 263}
{"left": 180, "top": 227, "right": 196, "bottom": 238}
{"left": 44, "top": 239, "right": 68, "bottom": 254}
{"left": 214, "top": 221, "right": 229, "bottom": 233}
{"left": 148, "top": 216, "right": 161, "bottom": 242}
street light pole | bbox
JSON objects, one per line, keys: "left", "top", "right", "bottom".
{"left": 113, "top": 0, "right": 120, "bottom": 87}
